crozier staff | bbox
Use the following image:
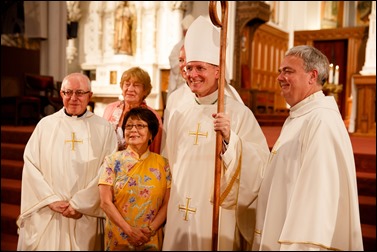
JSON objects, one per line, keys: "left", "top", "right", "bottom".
{"left": 208, "top": 1, "right": 228, "bottom": 250}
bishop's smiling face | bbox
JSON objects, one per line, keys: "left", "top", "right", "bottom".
{"left": 185, "top": 61, "right": 219, "bottom": 98}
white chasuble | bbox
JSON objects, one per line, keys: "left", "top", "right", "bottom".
{"left": 17, "top": 109, "right": 117, "bottom": 251}
{"left": 162, "top": 91, "right": 270, "bottom": 250}
{"left": 252, "top": 92, "right": 363, "bottom": 250}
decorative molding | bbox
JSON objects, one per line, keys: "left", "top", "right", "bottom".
{"left": 294, "top": 26, "right": 368, "bottom": 42}
{"left": 360, "top": 1, "right": 376, "bottom": 75}
{"left": 170, "top": 1, "right": 192, "bottom": 11}
{"left": 66, "top": 1, "right": 82, "bottom": 23}
{"left": 66, "top": 39, "right": 77, "bottom": 64}
{"left": 66, "top": 2, "right": 82, "bottom": 64}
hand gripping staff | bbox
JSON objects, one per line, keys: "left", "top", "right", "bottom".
{"left": 209, "top": 1, "right": 228, "bottom": 251}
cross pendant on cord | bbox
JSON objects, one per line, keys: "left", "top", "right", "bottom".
{"left": 65, "top": 132, "right": 83, "bottom": 151}
{"left": 178, "top": 197, "right": 197, "bottom": 221}
{"left": 189, "top": 123, "right": 208, "bottom": 145}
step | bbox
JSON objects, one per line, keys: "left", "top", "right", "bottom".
{"left": 1, "top": 203, "right": 20, "bottom": 236}
{"left": 357, "top": 171, "right": 376, "bottom": 197}
{"left": 361, "top": 224, "right": 376, "bottom": 251}
{"left": 1, "top": 143, "right": 25, "bottom": 161}
{"left": 0, "top": 125, "right": 34, "bottom": 145}
{"left": 1, "top": 159, "right": 23, "bottom": 180}
{"left": 1, "top": 178, "right": 21, "bottom": 205}
{"left": 1, "top": 233, "right": 18, "bottom": 251}
{"left": 359, "top": 195, "right": 376, "bottom": 226}
{"left": 255, "top": 114, "right": 286, "bottom": 127}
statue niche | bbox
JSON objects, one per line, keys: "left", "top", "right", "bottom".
{"left": 113, "top": 2, "right": 135, "bottom": 55}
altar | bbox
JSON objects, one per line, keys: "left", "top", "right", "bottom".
{"left": 74, "top": 1, "right": 189, "bottom": 116}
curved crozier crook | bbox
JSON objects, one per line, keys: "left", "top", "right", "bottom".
{"left": 209, "top": 1, "right": 228, "bottom": 28}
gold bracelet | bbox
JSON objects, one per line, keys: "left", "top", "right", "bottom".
{"left": 147, "top": 225, "right": 156, "bottom": 236}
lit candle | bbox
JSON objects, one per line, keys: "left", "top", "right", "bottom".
{"left": 334, "top": 65, "right": 339, "bottom": 85}
{"left": 328, "top": 63, "right": 334, "bottom": 84}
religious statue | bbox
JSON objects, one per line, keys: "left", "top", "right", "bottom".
{"left": 114, "top": 2, "right": 134, "bottom": 55}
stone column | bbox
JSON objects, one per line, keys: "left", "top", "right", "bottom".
{"left": 66, "top": 2, "right": 82, "bottom": 65}
{"left": 360, "top": 1, "right": 376, "bottom": 75}
{"left": 349, "top": 2, "right": 376, "bottom": 133}
{"left": 39, "top": 1, "right": 67, "bottom": 81}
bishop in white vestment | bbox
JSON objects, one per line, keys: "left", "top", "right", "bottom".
{"left": 162, "top": 16, "right": 270, "bottom": 251}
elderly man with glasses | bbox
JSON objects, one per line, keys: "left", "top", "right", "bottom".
{"left": 17, "top": 72, "right": 118, "bottom": 251}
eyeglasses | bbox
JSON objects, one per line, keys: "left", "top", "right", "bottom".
{"left": 62, "top": 90, "right": 91, "bottom": 97}
{"left": 125, "top": 124, "right": 148, "bottom": 130}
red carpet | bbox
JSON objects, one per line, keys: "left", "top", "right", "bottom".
{"left": 261, "top": 126, "right": 376, "bottom": 155}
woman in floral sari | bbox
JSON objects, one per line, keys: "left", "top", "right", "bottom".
{"left": 99, "top": 107, "right": 171, "bottom": 251}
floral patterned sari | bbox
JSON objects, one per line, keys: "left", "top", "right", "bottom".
{"left": 99, "top": 147, "right": 171, "bottom": 250}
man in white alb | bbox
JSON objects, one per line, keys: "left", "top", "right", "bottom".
{"left": 252, "top": 45, "right": 363, "bottom": 250}
{"left": 17, "top": 73, "right": 118, "bottom": 250}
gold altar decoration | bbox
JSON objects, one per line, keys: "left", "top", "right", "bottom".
{"left": 323, "top": 82, "right": 343, "bottom": 104}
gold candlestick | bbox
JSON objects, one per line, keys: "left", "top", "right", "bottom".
{"left": 323, "top": 82, "right": 343, "bottom": 105}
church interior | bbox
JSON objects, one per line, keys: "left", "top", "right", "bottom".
{"left": 1, "top": 1, "right": 376, "bottom": 250}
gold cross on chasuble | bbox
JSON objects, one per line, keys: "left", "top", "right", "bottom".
{"left": 178, "top": 197, "right": 197, "bottom": 221}
{"left": 269, "top": 141, "right": 279, "bottom": 163}
{"left": 65, "top": 132, "right": 83, "bottom": 151}
{"left": 189, "top": 123, "right": 208, "bottom": 145}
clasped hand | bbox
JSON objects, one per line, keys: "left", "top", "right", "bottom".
{"left": 126, "top": 226, "right": 154, "bottom": 247}
{"left": 49, "top": 201, "right": 83, "bottom": 219}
